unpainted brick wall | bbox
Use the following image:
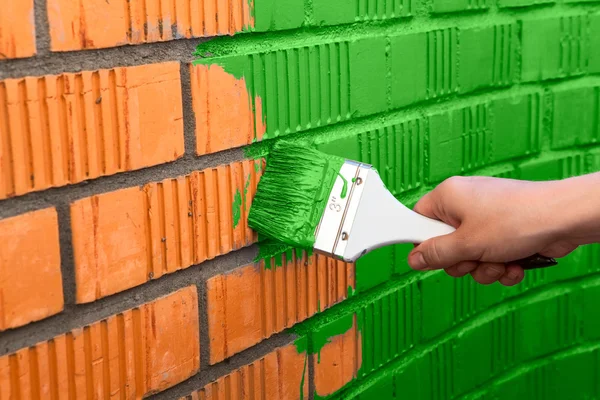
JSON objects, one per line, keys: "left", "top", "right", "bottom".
{"left": 1, "top": 0, "right": 600, "bottom": 399}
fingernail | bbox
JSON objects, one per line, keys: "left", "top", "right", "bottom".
{"left": 485, "top": 266, "right": 503, "bottom": 278}
{"left": 409, "top": 252, "right": 427, "bottom": 270}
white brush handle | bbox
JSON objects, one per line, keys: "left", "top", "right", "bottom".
{"left": 341, "top": 172, "right": 558, "bottom": 270}
{"left": 343, "top": 172, "right": 456, "bottom": 261}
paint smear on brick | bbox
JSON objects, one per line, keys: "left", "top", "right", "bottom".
{"left": 190, "top": 63, "right": 266, "bottom": 155}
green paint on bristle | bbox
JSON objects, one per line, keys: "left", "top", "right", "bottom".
{"left": 248, "top": 142, "right": 345, "bottom": 249}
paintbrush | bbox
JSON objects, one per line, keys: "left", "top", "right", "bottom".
{"left": 248, "top": 142, "right": 557, "bottom": 269}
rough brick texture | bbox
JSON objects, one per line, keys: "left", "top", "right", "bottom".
{"left": 47, "top": 0, "right": 254, "bottom": 51}
{"left": 0, "top": 286, "right": 199, "bottom": 398}
{"left": 0, "top": 0, "right": 36, "bottom": 59}
{"left": 0, "top": 208, "right": 63, "bottom": 331}
{"left": 2, "top": 0, "right": 600, "bottom": 399}
{"left": 206, "top": 253, "right": 354, "bottom": 364}
{"left": 0, "top": 62, "right": 184, "bottom": 200}
{"left": 182, "top": 340, "right": 308, "bottom": 400}
{"left": 71, "top": 159, "right": 262, "bottom": 303}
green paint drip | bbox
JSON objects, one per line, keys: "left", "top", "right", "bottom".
{"left": 243, "top": 173, "right": 252, "bottom": 212}
{"left": 248, "top": 142, "right": 344, "bottom": 249}
{"left": 299, "top": 353, "right": 307, "bottom": 399}
{"left": 337, "top": 172, "right": 348, "bottom": 199}
{"left": 255, "top": 239, "right": 313, "bottom": 269}
{"left": 347, "top": 285, "right": 356, "bottom": 298}
{"left": 232, "top": 189, "right": 242, "bottom": 228}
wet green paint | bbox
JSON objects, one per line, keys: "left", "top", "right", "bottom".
{"left": 337, "top": 172, "right": 348, "bottom": 199}
{"left": 243, "top": 173, "right": 252, "bottom": 212}
{"left": 254, "top": 238, "right": 313, "bottom": 269}
{"left": 299, "top": 353, "right": 307, "bottom": 400}
{"left": 293, "top": 312, "right": 354, "bottom": 363}
{"left": 347, "top": 285, "right": 356, "bottom": 298}
{"left": 232, "top": 189, "right": 242, "bottom": 228}
{"left": 248, "top": 142, "right": 344, "bottom": 249}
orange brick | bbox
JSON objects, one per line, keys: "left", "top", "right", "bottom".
{"left": 0, "top": 62, "right": 184, "bottom": 200}
{"left": 0, "top": 0, "right": 36, "bottom": 59}
{"left": 190, "top": 63, "right": 266, "bottom": 155}
{"left": 47, "top": 0, "right": 254, "bottom": 51}
{"left": 0, "top": 208, "right": 63, "bottom": 331}
{"left": 182, "top": 341, "right": 308, "bottom": 400}
{"left": 313, "top": 316, "right": 362, "bottom": 397}
{"left": 206, "top": 252, "right": 355, "bottom": 364}
{"left": 71, "top": 159, "right": 262, "bottom": 303}
{"left": 0, "top": 286, "right": 200, "bottom": 399}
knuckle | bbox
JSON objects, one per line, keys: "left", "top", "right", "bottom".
{"left": 440, "top": 176, "right": 466, "bottom": 192}
{"left": 426, "top": 240, "right": 445, "bottom": 266}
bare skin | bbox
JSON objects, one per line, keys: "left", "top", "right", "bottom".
{"left": 407, "top": 173, "right": 600, "bottom": 286}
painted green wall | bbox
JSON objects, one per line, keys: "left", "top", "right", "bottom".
{"left": 197, "top": 0, "right": 600, "bottom": 398}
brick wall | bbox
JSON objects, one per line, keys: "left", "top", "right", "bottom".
{"left": 1, "top": 0, "right": 600, "bottom": 399}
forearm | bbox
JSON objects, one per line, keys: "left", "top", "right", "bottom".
{"left": 548, "top": 172, "right": 600, "bottom": 245}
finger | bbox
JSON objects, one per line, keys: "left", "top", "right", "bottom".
{"left": 470, "top": 262, "right": 505, "bottom": 285}
{"left": 445, "top": 261, "right": 479, "bottom": 278}
{"left": 413, "top": 191, "right": 439, "bottom": 220}
{"left": 409, "top": 230, "right": 479, "bottom": 270}
{"left": 540, "top": 242, "right": 579, "bottom": 259}
{"left": 499, "top": 264, "right": 525, "bottom": 287}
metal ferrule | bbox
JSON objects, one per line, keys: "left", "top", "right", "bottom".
{"left": 313, "top": 161, "right": 372, "bottom": 260}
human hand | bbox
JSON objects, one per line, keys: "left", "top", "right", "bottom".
{"left": 407, "top": 176, "right": 580, "bottom": 286}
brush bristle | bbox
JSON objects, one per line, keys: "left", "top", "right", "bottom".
{"left": 248, "top": 142, "right": 345, "bottom": 249}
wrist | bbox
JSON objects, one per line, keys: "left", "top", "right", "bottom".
{"left": 544, "top": 173, "right": 600, "bottom": 245}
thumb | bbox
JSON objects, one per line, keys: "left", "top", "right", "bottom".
{"left": 408, "top": 232, "right": 471, "bottom": 270}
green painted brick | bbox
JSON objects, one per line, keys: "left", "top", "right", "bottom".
{"left": 355, "top": 0, "right": 413, "bottom": 20}
{"left": 551, "top": 85, "right": 600, "bottom": 149}
{"left": 582, "top": 284, "right": 600, "bottom": 340}
{"left": 428, "top": 91, "right": 542, "bottom": 182}
{"left": 542, "top": 245, "right": 596, "bottom": 284}
{"left": 391, "top": 244, "right": 413, "bottom": 276}
{"left": 356, "top": 281, "right": 421, "bottom": 377}
{"left": 491, "top": 92, "right": 542, "bottom": 160}
{"left": 254, "top": 0, "right": 305, "bottom": 31}
{"left": 353, "top": 374, "right": 395, "bottom": 399}
{"left": 459, "top": 23, "right": 517, "bottom": 93}
{"left": 350, "top": 243, "right": 414, "bottom": 293}
{"left": 203, "top": 37, "right": 391, "bottom": 140}
{"left": 591, "top": 14, "right": 600, "bottom": 73}
{"left": 453, "top": 318, "right": 502, "bottom": 394}
{"left": 515, "top": 293, "right": 584, "bottom": 362}
{"left": 313, "top": 0, "right": 412, "bottom": 26}
{"left": 467, "top": 349, "right": 600, "bottom": 400}
{"left": 521, "top": 14, "right": 590, "bottom": 82}
{"left": 316, "top": 117, "right": 425, "bottom": 196}
{"left": 518, "top": 154, "right": 587, "bottom": 181}
{"left": 390, "top": 28, "right": 459, "bottom": 108}
{"left": 432, "top": 0, "right": 489, "bottom": 13}
{"left": 395, "top": 340, "right": 456, "bottom": 399}
{"left": 498, "top": 0, "right": 554, "bottom": 7}
{"left": 588, "top": 148, "right": 600, "bottom": 172}
{"left": 419, "top": 273, "right": 455, "bottom": 340}
{"left": 350, "top": 37, "right": 388, "bottom": 117}
{"left": 543, "top": 351, "right": 600, "bottom": 400}
{"left": 355, "top": 247, "right": 394, "bottom": 292}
